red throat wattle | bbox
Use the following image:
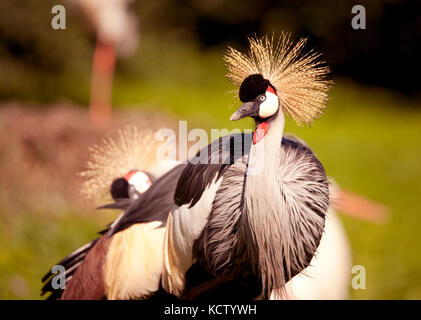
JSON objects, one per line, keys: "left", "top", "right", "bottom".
{"left": 253, "top": 121, "right": 270, "bottom": 144}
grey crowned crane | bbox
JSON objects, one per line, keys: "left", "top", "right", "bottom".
{"left": 42, "top": 34, "right": 332, "bottom": 300}
{"left": 160, "top": 35, "right": 331, "bottom": 299}
{"left": 70, "top": 0, "right": 138, "bottom": 127}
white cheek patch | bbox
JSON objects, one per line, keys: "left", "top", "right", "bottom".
{"left": 259, "top": 91, "right": 279, "bottom": 118}
{"left": 128, "top": 171, "right": 152, "bottom": 194}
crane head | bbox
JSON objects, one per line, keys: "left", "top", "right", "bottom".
{"left": 110, "top": 170, "right": 152, "bottom": 201}
{"left": 230, "top": 74, "right": 279, "bottom": 122}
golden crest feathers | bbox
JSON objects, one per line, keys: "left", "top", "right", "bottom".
{"left": 79, "top": 125, "right": 158, "bottom": 201}
{"left": 224, "top": 33, "right": 331, "bottom": 125}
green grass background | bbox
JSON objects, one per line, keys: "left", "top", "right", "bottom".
{"left": 0, "top": 41, "right": 420, "bottom": 299}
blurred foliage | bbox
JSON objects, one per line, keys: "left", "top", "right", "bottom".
{"left": 0, "top": 0, "right": 420, "bottom": 300}
{"left": 0, "top": 0, "right": 92, "bottom": 102}
{"left": 0, "top": 0, "right": 420, "bottom": 103}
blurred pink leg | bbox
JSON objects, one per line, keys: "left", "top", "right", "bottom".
{"left": 89, "top": 40, "right": 116, "bottom": 128}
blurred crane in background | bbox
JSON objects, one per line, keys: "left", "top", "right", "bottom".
{"left": 69, "top": 0, "right": 138, "bottom": 127}
{"left": 41, "top": 126, "right": 180, "bottom": 299}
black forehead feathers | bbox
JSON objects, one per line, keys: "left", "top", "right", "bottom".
{"left": 239, "top": 74, "right": 275, "bottom": 102}
{"left": 110, "top": 177, "right": 129, "bottom": 200}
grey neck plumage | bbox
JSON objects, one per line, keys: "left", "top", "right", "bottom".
{"left": 242, "top": 108, "right": 327, "bottom": 298}
{"left": 243, "top": 110, "right": 288, "bottom": 297}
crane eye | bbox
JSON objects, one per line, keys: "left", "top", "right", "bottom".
{"left": 259, "top": 95, "right": 266, "bottom": 102}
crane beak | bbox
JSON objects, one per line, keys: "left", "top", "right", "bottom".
{"left": 230, "top": 102, "right": 257, "bottom": 121}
